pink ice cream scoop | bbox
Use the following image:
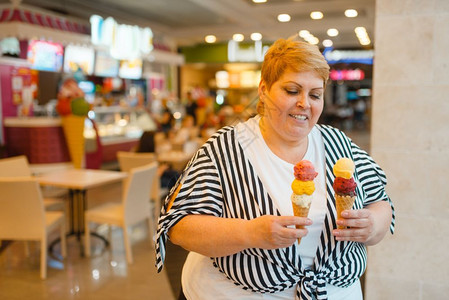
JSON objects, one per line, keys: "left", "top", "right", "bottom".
{"left": 294, "top": 160, "right": 318, "bottom": 181}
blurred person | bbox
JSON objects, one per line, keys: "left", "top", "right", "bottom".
{"left": 159, "top": 110, "right": 174, "bottom": 134}
{"left": 353, "top": 99, "right": 367, "bottom": 130}
{"left": 200, "top": 111, "right": 220, "bottom": 139}
{"left": 335, "top": 104, "right": 354, "bottom": 130}
{"left": 172, "top": 115, "right": 199, "bottom": 145}
{"left": 184, "top": 91, "right": 198, "bottom": 125}
{"left": 217, "top": 104, "right": 235, "bottom": 127}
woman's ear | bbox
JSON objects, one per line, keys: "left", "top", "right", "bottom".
{"left": 257, "top": 81, "right": 267, "bottom": 116}
{"left": 258, "top": 81, "right": 267, "bottom": 100}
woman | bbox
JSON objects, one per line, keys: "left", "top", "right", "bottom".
{"left": 160, "top": 110, "right": 174, "bottom": 133}
{"left": 156, "top": 38, "right": 395, "bottom": 299}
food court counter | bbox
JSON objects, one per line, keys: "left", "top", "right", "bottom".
{"left": 3, "top": 117, "right": 141, "bottom": 168}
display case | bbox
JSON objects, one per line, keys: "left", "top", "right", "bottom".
{"left": 4, "top": 107, "right": 156, "bottom": 169}
{"left": 4, "top": 117, "right": 70, "bottom": 164}
{"left": 85, "top": 106, "right": 157, "bottom": 163}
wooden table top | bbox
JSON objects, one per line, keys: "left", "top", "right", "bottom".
{"left": 36, "top": 169, "right": 127, "bottom": 190}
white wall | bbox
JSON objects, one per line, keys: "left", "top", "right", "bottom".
{"left": 365, "top": 0, "right": 449, "bottom": 299}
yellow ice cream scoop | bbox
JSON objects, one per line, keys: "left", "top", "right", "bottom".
{"left": 333, "top": 158, "right": 355, "bottom": 179}
{"left": 291, "top": 179, "right": 315, "bottom": 195}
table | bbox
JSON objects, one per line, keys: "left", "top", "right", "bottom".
{"left": 36, "top": 169, "right": 127, "bottom": 254}
{"left": 157, "top": 150, "right": 193, "bottom": 171}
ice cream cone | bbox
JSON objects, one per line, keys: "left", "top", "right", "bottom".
{"left": 61, "top": 115, "right": 85, "bottom": 169}
{"left": 335, "top": 194, "right": 356, "bottom": 229}
{"left": 291, "top": 160, "right": 317, "bottom": 245}
{"left": 292, "top": 201, "right": 311, "bottom": 244}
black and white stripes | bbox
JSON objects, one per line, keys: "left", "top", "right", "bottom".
{"left": 155, "top": 124, "right": 395, "bottom": 300}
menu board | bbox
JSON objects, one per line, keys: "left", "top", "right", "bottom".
{"left": 27, "top": 40, "right": 63, "bottom": 72}
{"left": 63, "top": 45, "right": 95, "bottom": 75}
{"left": 94, "top": 51, "right": 119, "bottom": 77}
{"left": 118, "top": 59, "right": 142, "bottom": 79}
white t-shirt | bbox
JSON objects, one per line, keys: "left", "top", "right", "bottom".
{"left": 182, "top": 116, "right": 362, "bottom": 299}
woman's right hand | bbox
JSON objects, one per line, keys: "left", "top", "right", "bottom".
{"left": 170, "top": 214, "right": 313, "bottom": 257}
{"left": 246, "top": 215, "right": 312, "bottom": 249}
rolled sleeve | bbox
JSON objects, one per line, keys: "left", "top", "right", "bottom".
{"left": 155, "top": 149, "right": 223, "bottom": 271}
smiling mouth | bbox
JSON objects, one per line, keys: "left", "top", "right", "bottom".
{"left": 289, "top": 114, "right": 308, "bottom": 121}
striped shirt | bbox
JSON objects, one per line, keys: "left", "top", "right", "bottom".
{"left": 156, "top": 122, "right": 395, "bottom": 300}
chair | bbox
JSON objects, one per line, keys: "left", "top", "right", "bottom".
{"left": 117, "top": 151, "right": 166, "bottom": 233}
{"left": 117, "top": 151, "right": 156, "bottom": 169}
{"left": 84, "top": 163, "right": 158, "bottom": 264}
{"left": 0, "top": 177, "right": 67, "bottom": 279}
{"left": 0, "top": 156, "right": 66, "bottom": 210}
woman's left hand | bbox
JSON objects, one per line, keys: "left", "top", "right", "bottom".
{"left": 332, "top": 201, "right": 392, "bottom": 245}
{"left": 332, "top": 209, "right": 374, "bottom": 243}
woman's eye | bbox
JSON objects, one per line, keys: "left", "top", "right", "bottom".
{"left": 286, "top": 89, "right": 298, "bottom": 95}
{"left": 310, "top": 94, "right": 322, "bottom": 100}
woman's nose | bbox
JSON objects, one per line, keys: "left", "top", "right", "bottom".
{"left": 296, "top": 93, "right": 310, "bottom": 108}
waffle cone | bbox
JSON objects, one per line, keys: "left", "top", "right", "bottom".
{"left": 292, "top": 202, "right": 311, "bottom": 244}
{"left": 335, "top": 194, "right": 356, "bottom": 229}
{"left": 61, "top": 115, "right": 85, "bottom": 169}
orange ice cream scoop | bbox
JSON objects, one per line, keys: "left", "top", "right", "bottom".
{"left": 333, "top": 158, "right": 355, "bottom": 179}
{"left": 291, "top": 179, "right": 315, "bottom": 195}
{"left": 294, "top": 160, "right": 318, "bottom": 181}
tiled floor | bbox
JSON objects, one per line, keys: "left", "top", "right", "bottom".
{"left": 0, "top": 224, "right": 176, "bottom": 300}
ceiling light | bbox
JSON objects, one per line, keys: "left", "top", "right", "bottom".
{"left": 354, "top": 27, "right": 371, "bottom": 46}
{"left": 355, "top": 27, "right": 367, "bottom": 36}
{"left": 277, "top": 14, "right": 291, "bottom": 22}
{"left": 310, "top": 11, "right": 323, "bottom": 20}
{"left": 252, "top": 0, "right": 267, "bottom": 3}
{"left": 299, "top": 30, "right": 311, "bottom": 38}
{"left": 250, "top": 32, "right": 262, "bottom": 41}
{"left": 308, "top": 37, "right": 319, "bottom": 45}
{"left": 323, "top": 39, "right": 333, "bottom": 47}
{"left": 205, "top": 35, "right": 217, "bottom": 43}
{"left": 327, "top": 28, "right": 339, "bottom": 37}
{"left": 345, "top": 9, "right": 358, "bottom": 18}
{"left": 299, "top": 30, "right": 319, "bottom": 45}
{"left": 233, "top": 33, "right": 244, "bottom": 42}
{"left": 360, "top": 37, "right": 371, "bottom": 45}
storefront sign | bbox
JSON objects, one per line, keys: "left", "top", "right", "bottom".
{"left": 90, "top": 15, "right": 153, "bottom": 60}
{"left": 63, "top": 45, "right": 95, "bottom": 75}
{"left": 323, "top": 48, "right": 374, "bottom": 65}
{"left": 227, "top": 40, "right": 269, "bottom": 62}
{"left": 330, "top": 69, "right": 365, "bottom": 81}
{"left": 27, "top": 40, "right": 64, "bottom": 72}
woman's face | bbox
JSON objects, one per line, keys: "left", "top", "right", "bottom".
{"left": 259, "top": 70, "right": 324, "bottom": 143}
